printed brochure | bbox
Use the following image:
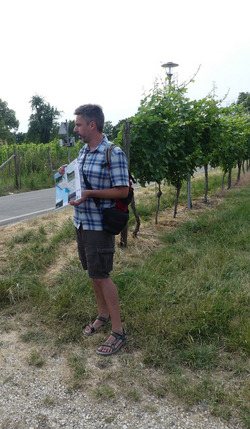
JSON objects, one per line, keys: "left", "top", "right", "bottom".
{"left": 54, "top": 158, "right": 81, "bottom": 209}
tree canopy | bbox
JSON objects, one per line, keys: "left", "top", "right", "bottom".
{"left": 237, "top": 92, "right": 250, "bottom": 112}
{"left": 26, "top": 95, "right": 61, "bottom": 144}
{"left": 103, "top": 121, "right": 114, "bottom": 141}
{"left": 0, "top": 99, "right": 19, "bottom": 144}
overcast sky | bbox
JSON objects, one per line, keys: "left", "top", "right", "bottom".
{"left": 0, "top": 0, "right": 249, "bottom": 133}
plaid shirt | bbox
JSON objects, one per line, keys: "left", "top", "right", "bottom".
{"left": 73, "top": 135, "right": 129, "bottom": 230}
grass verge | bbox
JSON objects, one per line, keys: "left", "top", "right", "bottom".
{"left": 0, "top": 169, "right": 249, "bottom": 426}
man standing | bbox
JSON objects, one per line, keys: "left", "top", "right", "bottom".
{"left": 58, "top": 104, "right": 129, "bottom": 356}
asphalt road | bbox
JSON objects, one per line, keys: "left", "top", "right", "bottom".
{"left": 0, "top": 188, "right": 58, "bottom": 226}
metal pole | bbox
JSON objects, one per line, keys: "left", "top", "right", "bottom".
{"left": 66, "top": 120, "right": 71, "bottom": 163}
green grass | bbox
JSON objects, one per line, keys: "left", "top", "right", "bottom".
{"left": 20, "top": 329, "right": 48, "bottom": 344}
{"left": 27, "top": 350, "right": 45, "bottom": 367}
{"left": 0, "top": 169, "right": 249, "bottom": 425}
{"left": 67, "top": 351, "right": 88, "bottom": 388}
{"left": 0, "top": 170, "right": 55, "bottom": 196}
{"left": 127, "top": 190, "right": 249, "bottom": 357}
{"left": 93, "top": 384, "right": 116, "bottom": 400}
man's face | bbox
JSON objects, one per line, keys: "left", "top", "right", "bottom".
{"left": 73, "top": 115, "right": 92, "bottom": 143}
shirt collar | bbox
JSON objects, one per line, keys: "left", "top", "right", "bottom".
{"left": 85, "top": 134, "right": 109, "bottom": 154}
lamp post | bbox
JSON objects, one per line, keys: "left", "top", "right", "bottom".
{"left": 161, "top": 61, "right": 179, "bottom": 85}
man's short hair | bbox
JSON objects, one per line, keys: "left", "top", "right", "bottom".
{"left": 74, "top": 104, "right": 104, "bottom": 132}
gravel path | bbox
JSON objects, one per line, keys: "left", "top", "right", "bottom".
{"left": 0, "top": 330, "right": 244, "bottom": 429}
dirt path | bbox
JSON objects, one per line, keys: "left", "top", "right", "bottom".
{"left": 0, "top": 327, "right": 242, "bottom": 429}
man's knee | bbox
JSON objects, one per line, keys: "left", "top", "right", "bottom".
{"left": 92, "top": 278, "right": 109, "bottom": 288}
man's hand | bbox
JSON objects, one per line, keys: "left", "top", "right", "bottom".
{"left": 58, "top": 164, "right": 68, "bottom": 176}
{"left": 69, "top": 190, "right": 90, "bottom": 206}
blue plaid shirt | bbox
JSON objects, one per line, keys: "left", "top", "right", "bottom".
{"left": 73, "top": 135, "right": 129, "bottom": 230}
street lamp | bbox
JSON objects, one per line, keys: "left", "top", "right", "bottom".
{"left": 161, "top": 61, "right": 179, "bottom": 84}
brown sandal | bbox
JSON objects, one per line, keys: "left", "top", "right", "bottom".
{"left": 83, "top": 316, "right": 110, "bottom": 336}
{"left": 96, "top": 329, "right": 127, "bottom": 356}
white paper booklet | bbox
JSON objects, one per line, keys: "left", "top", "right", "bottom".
{"left": 54, "top": 158, "right": 81, "bottom": 209}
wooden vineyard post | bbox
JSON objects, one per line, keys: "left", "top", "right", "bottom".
{"left": 18, "top": 147, "right": 21, "bottom": 188}
{"left": 48, "top": 147, "right": 53, "bottom": 175}
{"left": 120, "top": 121, "right": 130, "bottom": 248}
{"left": 13, "top": 146, "right": 19, "bottom": 189}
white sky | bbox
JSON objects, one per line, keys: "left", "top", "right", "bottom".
{"left": 0, "top": 0, "right": 249, "bottom": 132}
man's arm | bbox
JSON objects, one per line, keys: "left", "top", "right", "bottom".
{"left": 69, "top": 186, "right": 129, "bottom": 206}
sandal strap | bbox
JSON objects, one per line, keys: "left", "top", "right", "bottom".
{"left": 86, "top": 324, "right": 95, "bottom": 333}
{"left": 110, "top": 329, "right": 126, "bottom": 341}
{"left": 97, "top": 330, "right": 127, "bottom": 355}
{"left": 96, "top": 316, "right": 110, "bottom": 323}
{"left": 99, "top": 329, "right": 126, "bottom": 350}
{"left": 99, "top": 341, "right": 116, "bottom": 351}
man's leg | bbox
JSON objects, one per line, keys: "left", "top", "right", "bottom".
{"left": 92, "top": 277, "right": 124, "bottom": 354}
{"left": 79, "top": 229, "right": 114, "bottom": 334}
{"left": 83, "top": 278, "right": 110, "bottom": 334}
{"left": 93, "top": 277, "right": 122, "bottom": 333}
{"left": 80, "top": 230, "right": 126, "bottom": 352}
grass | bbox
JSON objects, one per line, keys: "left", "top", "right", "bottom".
{"left": 20, "top": 329, "right": 48, "bottom": 344}
{"left": 27, "top": 350, "right": 45, "bottom": 367}
{"left": 0, "top": 169, "right": 249, "bottom": 426}
{"left": 93, "top": 384, "right": 116, "bottom": 400}
{"left": 66, "top": 350, "right": 88, "bottom": 390}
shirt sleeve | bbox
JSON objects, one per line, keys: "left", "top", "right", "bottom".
{"left": 109, "top": 147, "right": 129, "bottom": 187}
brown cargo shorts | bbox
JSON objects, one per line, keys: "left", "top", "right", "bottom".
{"left": 75, "top": 228, "right": 115, "bottom": 279}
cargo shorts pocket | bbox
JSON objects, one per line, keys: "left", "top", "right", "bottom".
{"left": 96, "top": 247, "right": 115, "bottom": 273}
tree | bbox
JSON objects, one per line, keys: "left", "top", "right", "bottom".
{"left": 26, "top": 95, "right": 61, "bottom": 143}
{"left": 0, "top": 99, "right": 19, "bottom": 144}
{"left": 237, "top": 92, "right": 250, "bottom": 113}
{"left": 103, "top": 121, "right": 114, "bottom": 140}
{"left": 15, "top": 132, "right": 26, "bottom": 144}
